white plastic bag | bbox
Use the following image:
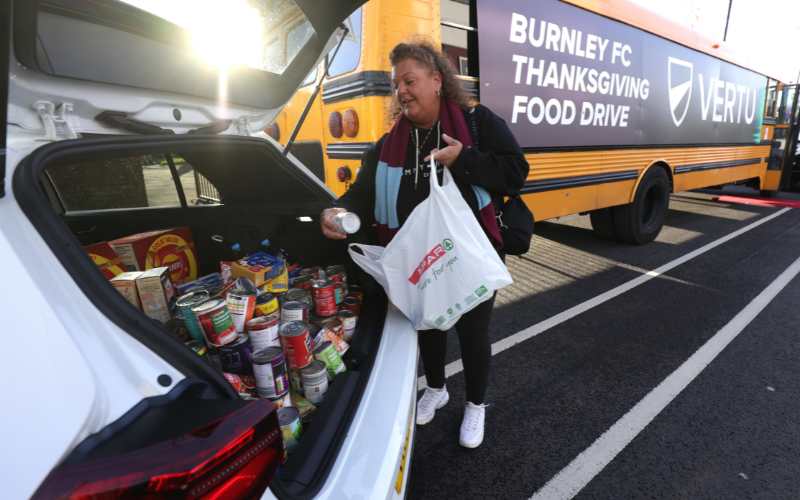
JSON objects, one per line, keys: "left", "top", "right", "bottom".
{"left": 349, "top": 154, "right": 513, "bottom": 330}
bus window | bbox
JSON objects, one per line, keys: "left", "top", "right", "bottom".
{"left": 777, "top": 86, "right": 796, "bottom": 125}
{"left": 326, "top": 7, "right": 362, "bottom": 78}
{"left": 301, "top": 65, "right": 318, "bottom": 87}
{"left": 441, "top": 0, "right": 476, "bottom": 77}
{"left": 765, "top": 86, "right": 777, "bottom": 118}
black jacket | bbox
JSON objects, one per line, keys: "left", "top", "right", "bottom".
{"left": 328, "top": 104, "right": 529, "bottom": 235}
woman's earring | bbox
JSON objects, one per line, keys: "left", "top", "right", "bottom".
{"left": 436, "top": 89, "right": 442, "bottom": 97}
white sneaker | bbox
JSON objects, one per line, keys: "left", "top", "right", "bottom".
{"left": 459, "top": 402, "right": 487, "bottom": 448}
{"left": 416, "top": 385, "right": 449, "bottom": 425}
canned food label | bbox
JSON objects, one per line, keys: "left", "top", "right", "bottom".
{"left": 281, "top": 418, "right": 303, "bottom": 454}
{"left": 253, "top": 363, "right": 281, "bottom": 398}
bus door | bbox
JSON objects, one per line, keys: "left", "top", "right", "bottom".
{"left": 762, "top": 83, "right": 800, "bottom": 192}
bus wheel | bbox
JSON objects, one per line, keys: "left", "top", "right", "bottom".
{"left": 614, "top": 167, "right": 670, "bottom": 245}
{"left": 589, "top": 208, "right": 618, "bottom": 240}
{"left": 760, "top": 190, "right": 780, "bottom": 198}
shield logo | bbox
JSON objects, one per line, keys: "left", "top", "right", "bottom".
{"left": 668, "top": 57, "right": 693, "bottom": 127}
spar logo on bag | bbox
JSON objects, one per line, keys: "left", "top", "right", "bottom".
{"left": 409, "top": 239, "right": 453, "bottom": 285}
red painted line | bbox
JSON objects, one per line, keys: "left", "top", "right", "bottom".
{"left": 712, "top": 195, "right": 800, "bottom": 209}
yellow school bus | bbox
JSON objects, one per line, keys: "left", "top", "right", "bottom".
{"left": 267, "top": 0, "right": 800, "bottom": 244}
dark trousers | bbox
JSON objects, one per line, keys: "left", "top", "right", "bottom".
{"left": 417, "top": 294, "right": 495, "bottom": 405}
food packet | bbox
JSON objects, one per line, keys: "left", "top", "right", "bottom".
{"left": 290, "top": 391, "right": 317, "bottom": 423}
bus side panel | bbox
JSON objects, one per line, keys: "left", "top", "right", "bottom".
{"left": 384, "top": 0, "right": 440, "bottom": 67}
{"left": 524, "top": 186, "right": 600, "bottom": 222}
{"left": 672, "top": 145, "right": 769, "bottom": 193}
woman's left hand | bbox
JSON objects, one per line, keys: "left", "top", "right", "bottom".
{"left": 424, "top": 134, "right": 462, "bottom": 167}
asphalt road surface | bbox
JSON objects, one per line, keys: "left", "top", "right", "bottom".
{"left": 406, "top": 185, "right": 800, "bottom": 500}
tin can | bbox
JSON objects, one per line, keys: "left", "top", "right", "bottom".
{"left": 346, "top": 284, "right": 363, "bottom": 303}
{"left": 281, "top": 301, "right": 309, "bottom": 323}
{"left": 219, "top": 333, "right": 253, "bottom": 376}
{"left": 235, "top": 276, "right": 257, "bottom": 293}
{"left": 287, "top": 265, "right": 300, "bottom": 287}
{"left": 313, "top": 266, "right": 327, "bottom": 280}
{"left": 284, "top": 287, "right": 314, "bottom": 311}
{"left": 223, "top": 373, "right": 256, "bottom": 398}
{"left": 292, "top": 275, "right": 314, "bottom": 292}
{"left": 185, "top": 339, "right": 209, "bottom": 360}
{"left": 312, "top": 340, "right": 347, "bottom": 380}
{"left": 312, "top": 279, "right": 337, "bottom": 317}
{"left": 184, "top": 285, "right": 208, "bottom": 294}
{"left": 331, "top": 212, "right": 361, "bottom": 234}
{"left": 227, "top": 289, "right": 257, "bottom": 333}
{"left": 277, "top": 407, "right": 303, "bottom": 454}
{"left": 333, "top": 283, "right": 345, "bottom": 304}
{"left": 268, "top": 392, "right": 291, "bottom": 409}
{"left": 326, "top": 265, "right": 348, "bottom": 294}
{"left": 176, "top": 291, "right": 210, "bottom": 341}
{"left": 299, "top": 268, "right": 319, "bottom": 280}
{"left": 164, "top": 318, "right": 190, "bottom": 342}
{"left": 341, "top": 296, "right": 361, "bottom": 316}
{"left": 280, "top": 321, "right": 315, "bottom": 369}
{"left": 289, "top": 366, "right": 305, "bottom": 393}
{"left": 247, "top": 315, "right": 281, "bottom": 350}
{"left": 253, "top": 292, "right": 278, "bottom": 317}
{"left": 207, "top": 345, "right": 223, "bottom": 371}
{"left": 301, "top": 360, "right": 329, "bottom": 404}
{"left": 251, "top": 346, "right": 290, "bottom": 400}
{"left": 192, "top": 297, "right": 238, "bottom": 346}
{"left": 338, "top": 310, "right": 357, "bottom": 343}
{"left": 313, "top": 315, "right": 341, "bottom": 330}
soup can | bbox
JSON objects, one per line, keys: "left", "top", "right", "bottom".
{"left": 346, "top": 284, "right": 363, "bottom": 302}
{"left": 301, "top": 360, "right": 329, "bottom": 404}
{"left": 280, "top": 321, "right": 315, "bottom": 369}
{"left": 223, "top": 373, "right": 256, "bottom": 398}
{"left": 185, "top": 339, "right": 209, "bottom": 360}
{"left": 253, "top": 291, "right": 278, "bottom": 317}
{"left": 164, "top": 318, "right": 190, "bottom": 343}
{"left": 312, "top": 279, "right": 337, "bottom": 317}
{"left": 268, "top": 392, "right": 291, "bottom": 409}
{"left": 284, "top": 288, "right": 314, "bottom": 310}
{"left": 207, "top": 345, "right": 223, "bottom": 371}
{"left": 192, "top": 297, "right": 238, "bottom": 346}
{"left": 176, "top": 291, "right": 210, "bottom": 341}
{"left": 289, "top": 366, "right": 305, "bottom": 393}
{"left": 341, "top": 297, "right": 361, "bottom": 316}
{"left": 299, "top": 268, "right": 319, "bottom": 280}
{"left": 326, "top": 265, "right": 348, "bottom": 294}
{"left": 227, "top": 289, "right": 257, "bottom": 333}
{"left": 333, "top": 283, "right": 345, "bottom": 304}
{"left": 246, "top": 315, "right": 281, "bottom": 350}
{"left": 251, "top": 346, "right": 290, "bottom": 400}
{"left": 313, "top": 266, "right": 327, "bottom": 280}
{"left": 235, "top": 276, "right": 257, "bottom": 292}
{"left": 277, "top": 407, "right": 303, "bottom": 454}
{"left": 219, "top": 333, "right": 253, "bottom": 376}
{"left": 184, "top": 285, "right": 208, "bottom": 294}
{"left": 338, "top": 310, "right": 357, "bottom": 343}
{"left": 313, "top": 315, "right": 341, "bottom": 330}
{"left": 282, "top": 300, "right": 309, "bottom": 323}
{"left": 312, "top": 340, "right": 347, "bottom": 380}
{"left": 292, "top": 275, "right": 315, "bottom": 292}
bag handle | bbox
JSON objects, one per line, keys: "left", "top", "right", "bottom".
{"left": 429, "top": 151, "right": 457, "bottom": 193}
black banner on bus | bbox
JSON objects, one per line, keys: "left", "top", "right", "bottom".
{"left": 477, "top": 0, "right": 766, "bottom": 149}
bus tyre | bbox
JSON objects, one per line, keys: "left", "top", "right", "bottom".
{"left": 589, "top": 208, "right": 618, "bottom": 240}
{"left": 614, "top": 167, "right": 670, "bottom": 245}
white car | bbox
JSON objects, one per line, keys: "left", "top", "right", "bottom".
{"left": 1, "top": 1, "right": 417, "bottom": 499}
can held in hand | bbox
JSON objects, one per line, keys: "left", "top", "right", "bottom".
{"left": 337, "top": 310, "right": 357, "bottom": 343}
{"left": 280, "top": 321, "right": 315, "bottom": 369}
{"left": 246, "top": 315, "right": 281, "bottom": 351}
{"left": 282, "top": 301, "right": 309, "bottom": 323}
{"left": 341, "top": 296, "right": 361, "bottom": 316}
{"left": 312, "top": 340, "right": 346, "bottom": 380}
{"left": 192, "top": 297, "right": 237, "bottom": 346}
{"left": 278, "top": 407, "right": 303, "bottom": 454}
{"left": 301, "top": 360, "right": 329, "bottom": 404}
{"left": 219, "top": 333, "right": 253, "bottom": 376}
{"left": 331, "top": 212, "right": 361, "bottom": 234}
{"left": 227, "top": 289, "right": 257, "bottom": 333}
{"left": 251, "top": 346, "right": 289, "bottom": 400}
{"left": 164, "top": 318, "right": 190, "bottom": 342}
{"left": 253, "top": 291, "right": 278, "bottom": 317}
{"left": 292, "top": 275, "right": 314, "bottom": 291}
{"left": 176, "top": 291, "right": 210, "bottom": 341}
{"left": 185, "top": 339, "right": 209, "bottom": 360}
{"left": 312, "top": 279, "right": 337, "bottom": 317}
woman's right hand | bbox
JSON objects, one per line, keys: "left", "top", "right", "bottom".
{"left": 320, "top": 208, "right": 348, "bottom": 240}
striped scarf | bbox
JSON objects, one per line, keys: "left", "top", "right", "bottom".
{"left": 375, "top": 97, "right": 503, "bottom": 250}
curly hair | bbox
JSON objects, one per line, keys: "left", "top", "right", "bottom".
{"left": 387, "top": 37, "right": 472, "bottom": 121}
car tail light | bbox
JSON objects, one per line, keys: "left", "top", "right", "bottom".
{"left": 329, "top": 111, "right": 343, "bottom": 138}
{"left": 32, "top": 399, "right": 283, "bottom": 500}
{"left": 343, "top": 109, "right": 358, "bottom": 138}
{"left": 337, "top": 166, "right": 352, "bottom": 182}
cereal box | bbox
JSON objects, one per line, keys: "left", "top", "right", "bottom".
{"left": 109, "top": 227, "right": 200, "bottom": 285}
{"left": 84, "top": 242, "right": 128, "bottom": 280}
{"left": 110, "top": 271, "right": 143, "bottom": 310}
{"left": 136, "top": 267, "right": 177, "bottom": 323}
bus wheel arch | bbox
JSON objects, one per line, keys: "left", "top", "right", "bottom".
{"left": 628, "top": 161, "right": 673, "bottom": 203}
{"left": 615, "top": 163, "right": 672, "bottom": 245}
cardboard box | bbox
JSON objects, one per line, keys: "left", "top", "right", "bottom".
{"left": 109, "top": 227, "right": 200, "bottom": 286}
{"left": 230, "top": 252, "right": 284, "bottom": 287}
{"left": 257, "top": 265, "right": 289, "bottom": 293}
{"left": 176, "top": 272, "right": 223, "bottom": 295}
{"left": 85, "top": 242, "right": 128, "bottom": 280}
{"left": 136, "top": 267, "right": 177, "bottom": 323}
{"left": 110, "top": 271, "right": 144, "bottom": 310}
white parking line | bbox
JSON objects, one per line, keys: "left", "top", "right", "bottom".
{"left": 529, "top": 247, "right": 800, "bottom": 500}
{"left": 417, "top": 207, "right": 791, "bottom": 391}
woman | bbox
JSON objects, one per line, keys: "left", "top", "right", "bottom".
{"left": 320, "top": 38, "right": 529, "bottom": 448}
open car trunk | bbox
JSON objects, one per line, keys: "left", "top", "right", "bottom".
{"left": 13, "top": 134, "right": 387, "bottom": 499}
